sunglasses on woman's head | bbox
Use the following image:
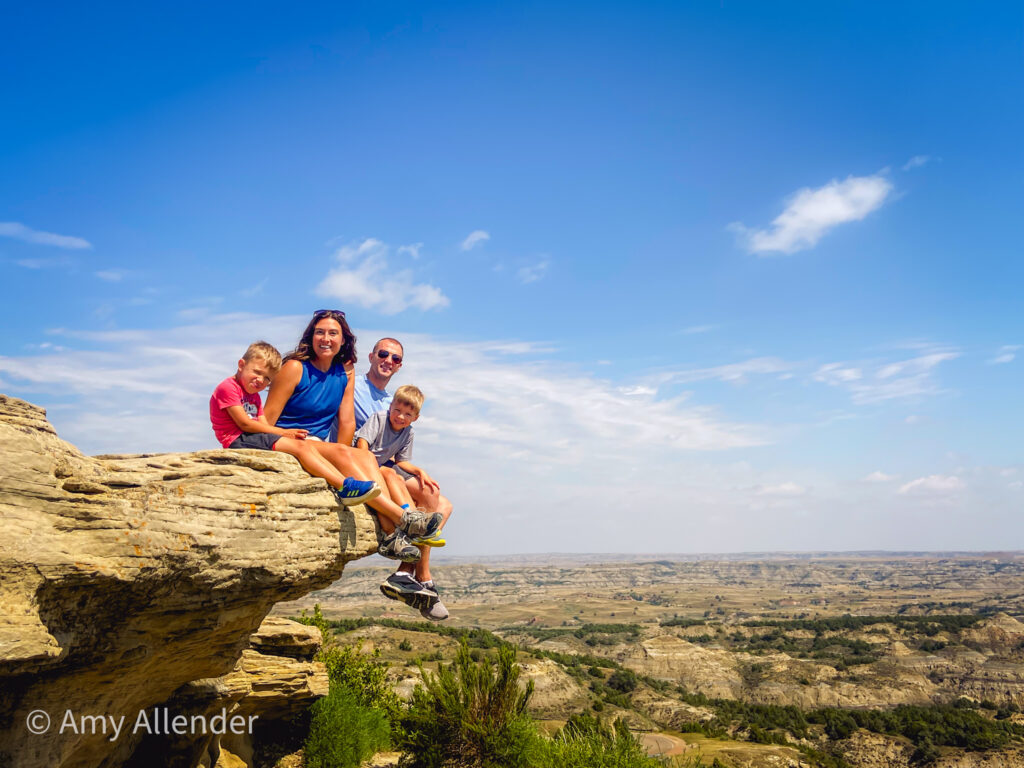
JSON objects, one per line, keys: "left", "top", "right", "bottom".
{"left": 376, "top": 349, "right": 403, "bottom": 364}
{"left": 313, "top": 309, "right": 346, "bottom": 319}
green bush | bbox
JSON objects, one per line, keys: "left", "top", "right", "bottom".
{"left": 539, "top": 716, "right": 662, "bottom": 768}
{"left": 399, "top": 641, "right": 540, "bottom": 768}
{"left": 305, "top": 685, "right": 391, "bottom": 768}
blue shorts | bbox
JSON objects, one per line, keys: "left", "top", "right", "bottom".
{"left": 229, "top": 433, "right": 281, "bottom": 451}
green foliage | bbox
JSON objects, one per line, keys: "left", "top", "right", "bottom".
{"left": 540, "top": 716, "right": 663, "bottom": 768}
{"left": 807, "top": 704, "right": 1024, "bottom": 752}
{"left": 740, "top": 614, "right": 986, "bottom": 634}
{"left": 399, "top": 639, "right": 413, "bottom": 651}
{"left": 660, "top": 617, "right": 708, "bottom": 628}
{"left": 399, "top": 641, "right": 539, "bottom": 768}
{"left": 297, "top": 604, "right": 404, "bottom": 732}
{"left": 305, "top": 685, "right": 391, "bottom": 768}
{"left": 607, "top": 669, "right": 639, "bottom": 694}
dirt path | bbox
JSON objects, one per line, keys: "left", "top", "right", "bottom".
{"left": 638, "top": 732, "right": 690, "bottom": 757}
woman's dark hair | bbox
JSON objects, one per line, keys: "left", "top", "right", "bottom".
{"left": 284, "top": 310, "right": 357, "bottom": 367}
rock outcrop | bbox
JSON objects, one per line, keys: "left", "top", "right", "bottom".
{"left": 0, "top": 394, "right": 377, "bottom": 768}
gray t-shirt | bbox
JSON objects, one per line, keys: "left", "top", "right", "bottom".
{"left": 353, "top": 409, "right": 413, "bottom": 466}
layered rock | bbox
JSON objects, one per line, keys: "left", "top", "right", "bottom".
{"left": 0, "top": 394, "right": 377, "bottom": 768}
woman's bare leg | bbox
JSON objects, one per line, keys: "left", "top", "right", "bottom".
{"left": 273, "top": 438, "right": 347, "bottom": 488}
{"left": 307, "top": 442, "right": 407, "bottom": 527}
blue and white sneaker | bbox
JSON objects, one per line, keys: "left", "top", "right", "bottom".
{"left": 333, "top": 478, "right": 381, "bottom": 506}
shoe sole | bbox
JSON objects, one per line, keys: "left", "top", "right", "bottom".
{"left": 410, "top": 536, "right": 446, "bottom": 547}
{"left": 378, "top": 546, "right": 422, "bottom": 563}
{"left": 337, "top": 485, "right": 382, "bottom": 506}
{"left": 380, "top": 583, "right": 436, "bottom": 610}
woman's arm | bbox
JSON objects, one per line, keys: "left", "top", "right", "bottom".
{"left": 263, "top": 359, "right": 304, "bottom": 426}
{"left": 335, "top": 364, "right": 357, "bottom": 445}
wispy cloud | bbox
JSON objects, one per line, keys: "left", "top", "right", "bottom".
{"left": 664, "top": 357, "right": 795, "bottom": 385}
{"left": 0, "top": 221, "right": 92, "bottom": 250}
{"left": 517, "top": 259, "right": 549, "bottom": 284}
{"left": 813, "top": 348, "right": 958, "bottom": 404}
{"left": 731, "top": 174, "right": 893, "bottom": 254}
{"left": 317, "top": 238, "right": 449, "bottom": 315}
{"left": 95, "top": 270, "right": 126, "bottom": 282}
{"left": 863, "top": 470, "right": 897, "bottom": 483}
{"left": 398, "top": 243, "right": 423, "bottom": 259}
{"left": 898, "top": 475, "right": 965, "bottom": 495}
{"left": 756, "top": 482, "right": 806, "bottom": 497}
{"left": 902, "top": 155, "right": 930, "bottom": 171}
{"left": 988, "top": 345, "right": 1020, "bottom": 365}
{"left": 0, "top": 313, "right": 766, "bottom": 487}
{"left": 460, "top": 230, "right": 490, "bottom": 251}
{"left": 679, "top": 324, "right": 717, "bottom": 335}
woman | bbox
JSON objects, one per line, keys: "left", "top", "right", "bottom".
{"left": 264, "top": 310, "right": 441, "bottom": 559}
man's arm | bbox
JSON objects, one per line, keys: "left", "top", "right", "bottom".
{"left": 224, "top": 406, "right": 308, "bottom": 439}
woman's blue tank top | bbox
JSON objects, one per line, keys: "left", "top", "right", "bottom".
{"left": 276, "top": 360, "right": 348, "bottom": 440}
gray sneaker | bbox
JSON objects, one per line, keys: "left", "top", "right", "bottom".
{"left": 377, "top": 530, "right": 421, "bottom": 563}
{"left": 399, "top": 510, "right": 443, "bottom": 539}
{"left": 380, "top": 572, "right": 435, "bottom": 609}
{"left": 418, "top": 582, "right": 448, "bottom": 621}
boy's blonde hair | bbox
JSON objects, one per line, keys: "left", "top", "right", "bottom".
{"left": 243, "top": 341, "right": 283, "bottom": 372}
{"left": 393, "top": 385, "right": 424, "bottom": 414}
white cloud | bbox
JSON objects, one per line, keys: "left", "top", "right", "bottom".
{"left": 731, "top": 174, "right": 893, "bottom": 254}
{"left": 988, "top": 345, "right": 1020, "bottom": 365}
{"left": 0, "top": 221, "right": 92, "bottom": 250}
{"left": 863, "top": 471, "right": 897, "bottom": 483}
{"left": 95, "top": 270, "right": 125, "bottom": 282}
{"left": 756, "top": 482, "right": 806, "bottom": 497}
{"left": 902, "top": 155, "right": 930, "bottom": 171}
{"left": 665, "top": 357, "right": 795, "bottom": 385}
{"left": 397, "top": 243, "right": 423, "bottom": 259}
{"left": 813, "top": 363, "right": 863, "bottom": 384}
{"left": 517, "top": 259, "right": 549, "bottom": 284}
{"left": 679, "top": 324, "right": 717, "bottom": 335}
{"left": 317, "top": 238, "right": 449, "bottom": 315}
{"left": 898, "top": 475, "right": 965, "bottom": 495}
{"left": 460, "top": 230, "right": 490, "bottom": 251}
{"left": 814, "top": 348, "right": 958, "bottom": 404}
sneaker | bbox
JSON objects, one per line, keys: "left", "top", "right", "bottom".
{"left": 377, "top": 530, "right": 421, "bottom": 563}
{"left": 334, "top": 478, "right": 381, "bottom": 506}
{"left": 420, "top": 598, "right": 449, "bottom": 621}
{"left": 399, "top": 510, "right": 443, "bottom": 539}
{"left": 380, "top": 572, "right": 435, "bottom": 609}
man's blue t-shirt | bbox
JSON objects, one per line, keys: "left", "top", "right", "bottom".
{"left": 354, "top": 374, "right": 392, "bottom": 429}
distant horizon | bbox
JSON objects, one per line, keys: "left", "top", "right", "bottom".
{"left": 343, "top": 549, "right": 1024, "bottom": 568}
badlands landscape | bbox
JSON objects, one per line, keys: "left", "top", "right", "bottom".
{"left": 277, "top": 553, "right": 1024, "bottom": 767}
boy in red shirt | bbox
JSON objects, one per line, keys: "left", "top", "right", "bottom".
{"left": 209, "top": 341, "right": 380, "bottom": 506}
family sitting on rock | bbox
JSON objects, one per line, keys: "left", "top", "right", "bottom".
{"left": 208, "top": 309, "right": 453, "bottom": 621}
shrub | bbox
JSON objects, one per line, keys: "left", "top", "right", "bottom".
{"left": 399, "top": 639, "right": 413, "bottom": 651}
{"left": 398, "top": 641, "right": 540, "bottom": 768}
{"left": 540, "top": 717, "right": 662, "bottom": 768}
{"left": 607, "top": 669, "right": 638, "bottom": 694}
{"left": 305, "top": 685, "right": 390, "bottom": 768}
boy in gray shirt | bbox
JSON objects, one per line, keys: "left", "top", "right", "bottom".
{"left": 354, "top": 385, "right": 451, "bottom": 620}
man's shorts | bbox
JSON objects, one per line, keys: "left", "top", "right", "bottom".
{"left": 229, "top": 433, "right": 281, "bottom": 451}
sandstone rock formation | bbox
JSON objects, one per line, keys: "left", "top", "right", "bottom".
{"left": 0, "top": 394, "right": 378, "bottom": 768}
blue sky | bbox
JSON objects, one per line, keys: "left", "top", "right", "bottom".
{"left": 2, "top": 2, "right": 1021, "bottom": 554}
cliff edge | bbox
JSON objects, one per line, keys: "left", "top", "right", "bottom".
{"left": 0, "top": 394, "right": 377, "bottom": 768}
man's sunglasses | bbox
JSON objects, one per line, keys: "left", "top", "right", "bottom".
{"left": 376, "top": 349, "right": 403, "bottom": 364}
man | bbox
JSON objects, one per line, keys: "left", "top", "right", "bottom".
{"left": 356, "top": 338, "right": 454, "bottom": 620}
